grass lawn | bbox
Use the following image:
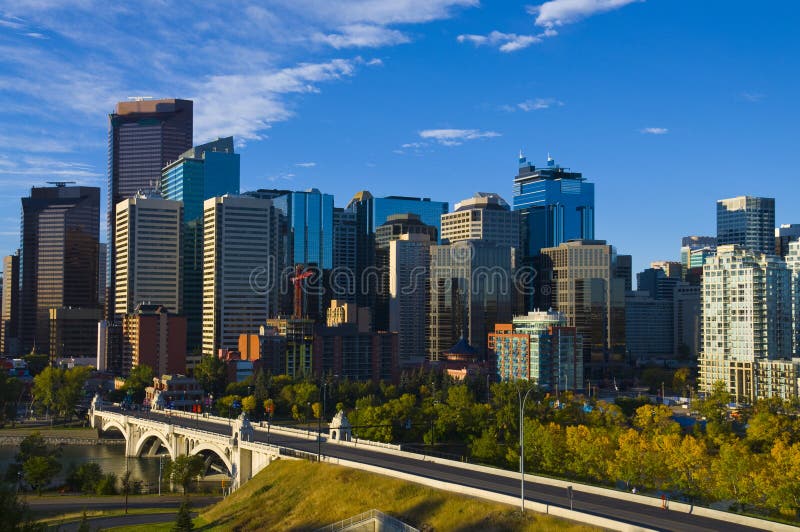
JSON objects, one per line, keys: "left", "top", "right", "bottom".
{"left": 199, "top": 459, "right": 600, "bottom": 531}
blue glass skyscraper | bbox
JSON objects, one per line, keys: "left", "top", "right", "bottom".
{"left": 161, "top": 136, "right": 240, "bottom": 355}
{"left": 513, "top": 154, "right": 594, "bottom": 259}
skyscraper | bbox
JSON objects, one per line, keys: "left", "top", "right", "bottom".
{"left": 162, "top": 136, "right": 240, "bottom": 353}
{"left": 346, "top": 191, "right": 448, "bottom": 310}
{"left": 389, "top": 233, "right": 434, "bottom": 362}
{"left": 716, "top": 196, "right": 775, "bottom": 256}
{"left": 20, "top": 185, "right": 100, "bottom": 354}
{"left": 538, "top": 240, "right": 626, "bottom": 371}
{"left": 699, "top": 245, "right": 792, "bottom": 400}
{"left": 428, "top": 240, "right": 514, "bottom": 359}
{"left": 1, "top": 253, "right": 19, "bottom": 355}
{"left": 441, "top": 192, "right": 519, "bottom": 248}
{"left": 114, "top": 193, "right": 183, "bottom": 316}
{"left": 203, "top": 195, "right": 274, "bottom": 356}
{"left": 332, "top": 208, "right": 358, "bottom": 303}
{"left": 513, "top": 154, "right": 594, "bottom": 258}
{"left": 107, "top": 98, "right": 192, "bottom": 318}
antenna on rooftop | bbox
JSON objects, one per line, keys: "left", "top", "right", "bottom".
{"left": 127, "top": 96, "right": 154, "bottom": 102}
{"left": 47, "top": 181, "right": 75, "bottom": 187}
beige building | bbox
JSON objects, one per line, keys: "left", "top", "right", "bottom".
{"left": 114, "top": 193, "right": 182, "bottom": 316}
{"left": 440, "top": 192, "right": 519, "bottom": 248}
{"left": 538, "top": 240, "right": 626, "bottom": 364}
{"left": 203, "top": 195, "right": 274, "bottom": 356}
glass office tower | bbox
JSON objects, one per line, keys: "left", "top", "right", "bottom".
{"left": 346, "top": 191, "right": 448, "bottom": 310}
{"left": 513, "top": 154, "right": 594, "bottom": 258}
{"left": 107, "top": 98, "right": 192, "bottom": 318}
{"left": 20, "top": 185, "right": 100, "bottom": 354}
{"left": 162, "top": 137, "right": 240, "bottom": 353}
{"left": 716, "top": 196, "right": 775, "bottom": 256}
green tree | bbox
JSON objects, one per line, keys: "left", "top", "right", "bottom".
{"left": 23, "top": 455, "right": 61, "bottom": 495}
{"left": 173, "top": 500, "right": 194, "bottom": 531}
{"left": 124, "top": 365, "right": 154, "bottom": 403}
{"left": 23, "top": 351, "right": 49, "bottom": 376}
{"left": 66, "top": 462, "right": 103, "bottom": 493}
{"left": 633, "top": 404, "right": 681, "bottom": 435}
{"left": 167, "top": 455, "right": 205, "bottom": 495}
{"left": 696, "top": 381, "right": 733, "bottom": 445}
{"left": 0, "top": 369, "right": 23, "bottom": 427}
{"left": 95, "top": 472, "right": 118, "bottom": 495}
{"left": 121, "top": 470, "right": 132, "bottom": 514}
{"left": 194, "top": 355, "right": 227, "bottom": 397}
{"left": 672, "top": 367, "right": 691, "bottom": 395}
{"left": 32, "top": 366, "right": 91, "bottom": 422}
{"left": 241, "top": 395, "right": 256, "bottom": 415}
{"left": 0, "top": 482, "right": 44, "bottom": 531}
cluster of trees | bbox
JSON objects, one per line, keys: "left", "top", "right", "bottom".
{"left": 0, "top": 369, "right": 24, "bottom": 427}
{"left": 193, "top": 365, "right": 800, "bottom": 519}
{"left": 4, "top": 432, "right": 63, "bottom": 495}
{"left": 31, "top": 366, "right": 91, "bottom": 422}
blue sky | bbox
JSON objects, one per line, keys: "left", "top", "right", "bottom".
{"left": 0, "top": 0, "right": 798, "bottom": 276}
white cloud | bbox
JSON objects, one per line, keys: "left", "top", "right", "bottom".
{"left": 295, "top": 162, "right": 317, "bottom": 167}
{"left": 458, "top": 31, "right": 542, "bottom": 53}
{"left": 640, "top": 127, "right": 668, "bottom": 135}
{"left": 278, "top": 0, "right": 478, "bottom": 25}
{"left": 529, "top": 0, "right": 643, "bottom": 28}
{"left": 191, "top": 59, "right": 360, "bottom": 142}
{"left": 740, "top": 91, "right": 765, "bottom": 102}
{"left": 313, "top": 24, "right": 410, "bottom": 49}
{"left": 516, "top": 98, "right": 564, "bottom": 111}
{"left": 419, "top": 128, "right": 501, "bottom": 146}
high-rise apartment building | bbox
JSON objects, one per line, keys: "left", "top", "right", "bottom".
{"left": 428, "top": 240, "right": 514, "bottom": 359}
{"left": 162, "top": 136, "right": 240, "bottom": 353}
{"left": 441, "top": 193, "right": 519, "bottom": 248}
{"left": 786, "top": 240, "right": 800, "bottom": 357}
{"left": 699, "top": 245, "right": 792, "bottom": 400}
{"left": 20, "top": 185, "right": 100, "bottom": 354}
{"left": 389, "top": 233, "right": 434, "bottom": 362}
{"left": 717, "top": 196, "right": 775, "bottom": 256}
{"left": 489, "top": 310, "right": 583, "bottom": 390}
{"left": 114, "top": 193, "right": 182, "bottom": 316}
{"left": 538, "top": 240, "right": 626, "bottom": 368}
{"left": 776, "top": 224, "right": 800, "bottom": 258}
{"left": 107, "top": 98, "right": 192, "bottom": 318}
{"left": 1, "top": 253, "right": 19, "bottom": 355}
{"left": 265, "top": 317, "right": 315, "bottom": 377}
{"left": 203, "top": 195, "right": 274, "bottom": 356}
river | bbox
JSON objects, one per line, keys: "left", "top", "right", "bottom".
{"left": 0, "top": 442, "right": 230, "bottom": 493}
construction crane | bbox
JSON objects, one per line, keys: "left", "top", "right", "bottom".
{"left": 290, "top": 264, "right": 314, "bottom": 318}
{"left": 46, "top": 181, "right": 76, "bottom": 187}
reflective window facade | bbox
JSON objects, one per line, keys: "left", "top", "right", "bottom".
{"left": 716, "top": 196, "right": 775, "bottom": 256}
{"left": 20, "top": 185, "right": 100, "bottom": 354}
{"left": 513, "top": 155, "right": 594, "bottom": 260}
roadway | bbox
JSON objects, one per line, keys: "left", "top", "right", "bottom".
{"left": 117, "top": 408, "right": 769, "bottom": 532}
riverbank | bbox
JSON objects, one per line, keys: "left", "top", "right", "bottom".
{"left": 0, "top": 426, "right": 123, "bottom": 446}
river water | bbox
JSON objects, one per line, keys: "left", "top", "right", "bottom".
{"left": 0, "top": 444, "right": 182, "bottom": 492}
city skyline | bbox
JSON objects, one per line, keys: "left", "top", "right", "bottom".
{"left": 1, "top": 1, "right": 799, "bottom": 277}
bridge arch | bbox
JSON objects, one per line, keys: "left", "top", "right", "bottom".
{"left": 100, "top": 419, "right": 128, "bottom": 441}
{"left": 189, "top": 442, "right": 233, "bottom": 476}
{"left": 134, "top": 430, "right": 175, "bottom": 460}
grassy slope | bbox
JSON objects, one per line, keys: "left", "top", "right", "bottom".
{"left": 200, "top": 459, "right": 600, "bottom": 531}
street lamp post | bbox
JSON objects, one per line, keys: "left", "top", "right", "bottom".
{"left": 518, "top": 383, "right": 536, "bottom": 514}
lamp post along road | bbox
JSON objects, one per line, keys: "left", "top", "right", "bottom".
{"left": 518, "top": 383, "right": 536, "bottom": 514}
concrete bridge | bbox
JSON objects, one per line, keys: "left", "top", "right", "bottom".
{"left": 89, "top": 398, "right": 279, "bottom": 489}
